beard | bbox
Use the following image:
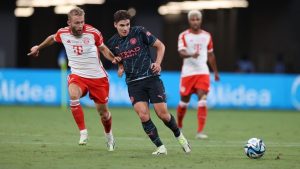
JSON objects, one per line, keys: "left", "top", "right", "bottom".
{"left": 191, "top": 24, "right": 200, "bottom": 31}
{"left": 71, "top": 27, "right": 83, "bottom": 36}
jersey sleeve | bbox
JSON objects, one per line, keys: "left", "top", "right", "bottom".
{"left": 139, "top": 27, "right": 157, "bottom": 46}
{"left": 53, "top": 30, "right": 62, "bottom": 43}
{"left": 178, "top": 32, "right": 187, "bottom": 51}
{"left": 207, "top": 34, "right": 214, "bottom": 53}
{"left": 93, "top": 29, "right": 104, "bottom": 47}
{"left": 106, "top": 37, "right": 116, "bottom": 55}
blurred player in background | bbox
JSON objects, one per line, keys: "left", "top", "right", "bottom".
{"left": 27, "top": 7, "right": 121, "bottom": 151}
{"left": 177, "top": 10, "right": 220, "bottom": 139}
{"left": 107, "top": 10, "right": 191, "bottom": 155}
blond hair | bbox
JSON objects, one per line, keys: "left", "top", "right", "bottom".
{"left": 188, "top": 10, "right": 202, "bottom": 20}
{"left": 68, "top": 7, "right": 85, "bottom": 20}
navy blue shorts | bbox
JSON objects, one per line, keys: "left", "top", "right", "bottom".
{"left": 127, "top": 76, "right": 166, "bottom": 105}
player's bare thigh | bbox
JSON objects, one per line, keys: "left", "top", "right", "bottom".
{"left": 68, "top": 83, "right": 83, "bottom": 100}
{"left": 133, "top": 102, "right": 150, "bottom": 122}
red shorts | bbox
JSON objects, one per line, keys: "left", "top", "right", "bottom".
{"left": 180, "top": 74, "right": 210, "bottom": 96}
{"left": 68, "top": 74, "right": 109, "bottom": 104}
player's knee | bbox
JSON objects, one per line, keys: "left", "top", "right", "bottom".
{"left": 179, "top": 101, "right": 189, "bottom": 108}
{"left": 156, "top": 109, "right": 170, "bottom": 121}
{"left": 159, "top": 113, "right": 170, "bottom": 122}
{"left": 140, "top": 116, "right": 150, "bottom": 122}
{"left": 69, "top": 94, "right": 80, "bottom": 100}
{"left": 138, "top": 111, "right": 150, "bottom": 122}
{"left": 200, "top": 93, "right": 208, "bottom": 100}
{"left": 198, "top": 99, "right": 207, "bottom": 107}
{"left": 198, "top": 94, "right": 207, "bottom": 107}
{"left": 100, "top": 111, "right": 111, "bottom": 120}
{"left": 97, "top": 106, "right": 109, "bottom": 115}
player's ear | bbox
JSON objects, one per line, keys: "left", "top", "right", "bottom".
{"left": 67, "top": 19, "right": 71, "bottom": 26}
{"left": 114, "top": 22, "right": 117, "bottom": 28}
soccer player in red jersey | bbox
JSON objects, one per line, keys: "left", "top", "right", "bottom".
{"left": 28, "top": 7, "right": 121, "bottom": 151}
{"left": 177, "top": 10, "right": 220, "bottom": 139}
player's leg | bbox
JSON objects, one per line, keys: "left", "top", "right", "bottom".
{"left": 133, "top": 101, "right": 166, "bottom": 155}
{"left": 88, "top": 77, "right": 115, "bottom": 151}
{"left": 153, "top": 102, "right": 191, "bottom": 153}
{"left": 195, "top": 75, "right": 210, "bottom": 139}
{"left": 177, "top": 95, "right": 191, "bottom": 129}
{"left": 177, "top": 76, "right": 196, "bottom": 129}
{"left": 95, "top": 103, "right": 115, "bottom": 151}
{"left": 150, "top": 77, "right": 191, "bottom": 153}
{"left": 153, "top": 103, "right": 180, "bottom": 137}
{"left": 68, "top": 75, "right": 88, "bottom": 145}
{"left": 195, "top": 89, "right": 208, "bottom": 139}
{"left": 128, "top": 79, "right": 166, "bottom": 155}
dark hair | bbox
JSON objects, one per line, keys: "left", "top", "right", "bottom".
{"left": 114, "top": 10, "right": 131, "bottom": 23}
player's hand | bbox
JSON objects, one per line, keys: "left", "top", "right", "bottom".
{"left": 112, "top": 57, "right": 122, "bottom": 64}
{"left": 151, "top": 63, "right": 161, "bottom": 74}
{"left": 27, "top": 45, "right": 40, "bottom": 57}
{"left": 117, "top": 66, "right": 124, "bottom": 78}
{"left": 214, "top": 73, "right": 220, "bottom": 81}
{"left": 191, "top": 52, "right": 199, "bottom": 58}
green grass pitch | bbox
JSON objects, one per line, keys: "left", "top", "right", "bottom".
{"left": 0, "top": 106, "right": 299, "bottom": 169}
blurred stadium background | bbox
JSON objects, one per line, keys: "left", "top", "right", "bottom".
{"left": 1, "top": 1, "right": 300, "bottom": 169}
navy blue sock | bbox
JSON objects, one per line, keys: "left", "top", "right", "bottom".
{"left": 163, "top": 114, "right": 181, "bottom": 137}
{"left": 142, "top": 119, "right": 163, "bottom": 147}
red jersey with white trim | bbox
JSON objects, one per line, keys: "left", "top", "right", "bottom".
{"left": 54, "top": 24, "right": 107, "bottom": 78}
{"left": 178, "top": 29, "right": 213, "bottom": 77}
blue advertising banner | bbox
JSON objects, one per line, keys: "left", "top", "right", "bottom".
{"left": 161, "top": 73, "right": 300, "bottom": 110}
{"left": 0, "top": 69, "right": 299, "bottom": 110}
{"left": 0, "top": 69, "right": 60, "bottom": 105}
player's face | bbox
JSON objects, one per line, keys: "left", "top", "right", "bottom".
{"left": 114, "top": 19, "right": 130, "bottom": 37}
{"left": 189, "top": 15, "right": 202, "bottom": 31}
{"left": 68, "top": 15, "right": 85, "bottom": 36}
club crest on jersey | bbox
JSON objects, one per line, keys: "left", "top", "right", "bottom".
{"left": 146, "top": 31, "right": 152, "bottom": 36}
{"left": 83, "top": 37, "right": 90, "bottom": 44}
{"left": 199, "top": 37, "right": 206, "bottom": 43}
{"left": 130, "top": 38, "right": 137, "bottom": 45}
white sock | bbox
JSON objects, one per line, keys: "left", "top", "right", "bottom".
{"left": 80, "top": 129, "right": 88, "bottom": 135}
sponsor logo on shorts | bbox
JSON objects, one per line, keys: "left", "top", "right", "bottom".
{"left": 157, "top": 95, "right": 164, "bottom": 100}
{"left": 68, "top": 76, "right": 74, "bottom": 83}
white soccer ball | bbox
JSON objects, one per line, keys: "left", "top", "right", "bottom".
{"left": 244, "top": 138, "right": 266, "bottom": 159}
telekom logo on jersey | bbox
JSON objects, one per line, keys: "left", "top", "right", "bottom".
{"left": 73, "top": 45, "right": 83, "bottom": 55}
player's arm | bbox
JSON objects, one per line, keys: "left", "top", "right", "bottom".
{"left": 177, "top": 33, "right": 197, "bottom": 58}
{"left": 117, "top": 63, "right": 124, "bottom": 77}
{"left": 151, "top": 39, "right": 165, "bottom": 74}
{"left": 178, "top": 49, "right": 198, "bottom": 58}
{"left": 27, "top": 35, "right": 56, "bottom": 57}
{"left": 98, "top": 44, "right": 121, "bottom": 64}
{"left": 208, "top": 52, "right": 220, "bottom": 81}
